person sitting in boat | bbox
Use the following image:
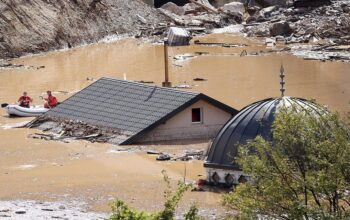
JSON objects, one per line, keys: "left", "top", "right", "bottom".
{"left": 18, "top": 92, "right": 33, "bottom": 108}
{"left": 43, "top": 91, "right": 58, "bottom": 109}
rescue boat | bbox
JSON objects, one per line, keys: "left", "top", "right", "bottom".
{"left": 1, "top": 104, "right": 48, "bottom": 117}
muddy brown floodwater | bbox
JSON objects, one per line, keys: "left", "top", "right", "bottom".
{"left": 0, "top": 34, "right": 349, "bottom": 217}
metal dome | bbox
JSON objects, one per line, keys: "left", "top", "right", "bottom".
{"left": 204, "top": 96, "right": 324, "bottom": 170}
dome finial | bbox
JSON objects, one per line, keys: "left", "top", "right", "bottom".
{"left": 280, "top": 64, "right": 285, "bottom": 97}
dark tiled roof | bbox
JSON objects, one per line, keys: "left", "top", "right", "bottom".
{"left": 47, "top": 77, "right": 237, "bottom": 144}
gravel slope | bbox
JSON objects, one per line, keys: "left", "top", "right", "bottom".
{"left": 0, "top": 0, "right": 166, "bottom": 59}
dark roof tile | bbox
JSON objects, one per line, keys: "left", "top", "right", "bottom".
{"left": 47, "top": 77, "right": 237, "bottom": 144}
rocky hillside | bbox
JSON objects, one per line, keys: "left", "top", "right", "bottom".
{"left": 0, "top": 0, "right": 166, "bottom": 59}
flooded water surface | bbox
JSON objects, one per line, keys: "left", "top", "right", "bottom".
{"left": 0, "top": 34, "right": 349, "bottom": 215}
{"left": 175, "top": 35, "right": 349, "bottom": 112}
{"left": 1, "top": 34, "right": 349, "bottom": 112}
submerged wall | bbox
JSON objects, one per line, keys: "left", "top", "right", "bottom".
{"left": 138, "top": 100, "right": 233, "bottom": 143}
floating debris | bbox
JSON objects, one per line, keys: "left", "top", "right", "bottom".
{"left": 13, "top": 164, "right": 38, "bottom": 170}
{"left": 135, "top": 80, "right": 154, "bottom": 84}
{"left": 0, "top": 62, "right": 43, "bottom": 70}
{"left": 193, "top": 78, "right": 207, "bottom": 81}
{"left": 240, "top": 50, "right": 248, "bottom": 57}
{"left": 15, "top": 209, "right": 26, "bottom": 214}
{"left": 27, "top": 117, "right": 124, "bottom": 144}
{"left": 172, "top": 85, "right": 192, "bottom": 89}
{"left": 147, "top": 150, "right": 161, "bottom": 155}
{"left": 193, "top": 40, "right": 248, "bottom": 48}
{"left": 107, "top": 148, "right": 128, "bottom": 154}
{"left": 265, "top": 38, "right": 276, "bottom": 47}
{"left": 154, "top": 150, "right": 205, "bottom": 162}
{"left": 290, "top": 45, "right": 350, "bottom": 62}
{"left": 156, "top": 153, "right": 171, "bottom": 161}
{"left": 194, "top": 51, "right": 210, "bottom": 56}
{"left": 174, "top": 54, "right": 196, "bottom": 61}
{"left": 175, "top": 150, "right": 205, "bottom": 161}
{"left": 1, "top": 121, "right": 30, "bottom": 129}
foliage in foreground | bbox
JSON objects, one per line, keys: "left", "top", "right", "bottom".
{"left": 223, "top": 105, "right": 350, "bottom": 220}
{"left": 109, "top": 170, "right": 201, "bottom": 220}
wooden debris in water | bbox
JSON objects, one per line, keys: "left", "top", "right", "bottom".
{"left": 27, "top": 115, "right": 128, "bottom": 144}
{"left": 147, "top": 150, "right": 161, "bottom": 155}
{"left": 175, "top": 150, "right": 205, "bottom": 161}
{"left": 193, "top": 78, "right": 207, "bottom": 81}
{"left": 135, "top": 80, "right": 154, "bottom": 84}
{"left": 156, "top": 153, "right": 171, "bottom": 161}
{"left": 194, "top": 40, "right": 248, "bottom": 47}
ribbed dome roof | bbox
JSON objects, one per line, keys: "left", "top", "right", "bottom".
{"left": 204, "top": 97, "right": 324, "bottom": 170}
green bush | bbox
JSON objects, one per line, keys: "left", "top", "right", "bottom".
{"left": 109, "top": 170, "right": 201, "bottom": 220}
{"left": 184, "top": 204, "right": 202, "bottom": 220}
{"left": 109, "top": 199, "right": 152, "bottom": 220}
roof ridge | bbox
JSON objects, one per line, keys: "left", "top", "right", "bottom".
{"left": 45, "top": 76, "right": 237, "bottom": 145}
{"left": 100, "top": 77, "right": 200, "bottom": 96}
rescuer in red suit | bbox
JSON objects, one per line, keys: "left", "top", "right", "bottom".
{"left": 43, "top": 91, "right": 58, "bottom": 109}
{"left": 18, "top": 91, "right": 33, "bottom": 108}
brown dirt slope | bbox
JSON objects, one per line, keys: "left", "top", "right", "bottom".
{"left": 0, "top": 0, "right": 165, "bottom": 58}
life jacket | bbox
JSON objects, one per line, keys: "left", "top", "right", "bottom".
{"left": 47, "top": 95, "right": 58, "bottom": 107}
{"left": 19, "top": 96, "right": 31, "bottom": 107}
{"left": 44, "top": 95, "right": 58, "bottom": 108}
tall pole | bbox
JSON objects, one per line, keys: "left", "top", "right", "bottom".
{"left": 280, "top": 64, "right": 285, "bottom": 97}
{"left": 162, "top": 40, "right": 171, "bottom": 87}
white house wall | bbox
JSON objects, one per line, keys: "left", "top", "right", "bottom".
{"left": 138, "top": 100, "right": 233, "bottom": 143}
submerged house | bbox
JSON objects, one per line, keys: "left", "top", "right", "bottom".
{"left": 45, "top": 77, "right": 238, "bottom": 145}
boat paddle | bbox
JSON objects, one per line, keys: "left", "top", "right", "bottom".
{"left": 1, "top": 103, "right": 8, "bottom": 108}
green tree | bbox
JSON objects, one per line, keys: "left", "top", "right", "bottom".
{"left": 183, "top": 203, "right": 202, "bottom": 220}
{"left": 223, "top": 105, "right": 350, "bottom": 220}
{"left": 110, "top": 170, "right": 201, "bottom": 220}
{"left": 109, "top": 199, "right": 152, "bottom": 220}
{"left": 153, "top": 170, "right": 192, "bottom": 220}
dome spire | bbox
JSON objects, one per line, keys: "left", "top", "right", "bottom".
{"left": 280, "top": 64, "right": 285, "bottom": 97}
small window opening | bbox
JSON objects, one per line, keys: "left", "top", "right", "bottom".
{"left": 192, "top": 108, "right": 202, "bottom": 123}
{"left": 238, "top": 175, "right": 247, "bottom": 184}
